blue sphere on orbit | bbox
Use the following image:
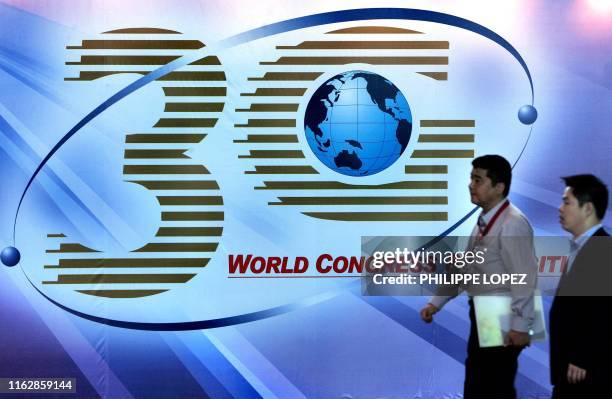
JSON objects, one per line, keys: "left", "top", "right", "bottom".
{"left": 1, "top": 246, "right": 21, "bottom": 267}
{"left": 304, "top": 70, "right": 412, "bottom": 176}
{"left": 518, "top": 104, "right": 538, "bottom": 125}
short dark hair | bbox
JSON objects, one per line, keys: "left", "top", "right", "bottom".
{"left": 562, "top": 174, "right": 609, "bottom": 220}
{"left": 472, "top": 155, "right": 512, "bottom": 196}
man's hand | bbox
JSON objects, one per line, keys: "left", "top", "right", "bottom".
{"left": 420, "top": 303, "right": 439, "bottom": 323}
{"left": 504, "top": 330, "right": 530, "bottom": 347}
{"left": 567, "top": 363, "right": 587, "bottom": 384}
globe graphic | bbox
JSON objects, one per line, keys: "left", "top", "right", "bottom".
{"left": 304, "top": 70, "right": 412, "bottom": 176}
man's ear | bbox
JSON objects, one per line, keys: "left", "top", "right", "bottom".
{"left": 583, "top": 201, "right": 595, "bottom": 218}
{"left": 494, "top": 182, "right": 506, "bottom": 196}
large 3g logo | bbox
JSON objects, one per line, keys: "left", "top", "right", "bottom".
{"left": 44, "top": 28, "right": 225, "bottom": 299}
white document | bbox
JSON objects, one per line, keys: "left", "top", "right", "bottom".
{"left": 474, "top": 293, "right": 547, "bottom": 348}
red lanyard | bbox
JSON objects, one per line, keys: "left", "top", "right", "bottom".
{"left": 478, "top": 200, "right": 510, "bottom": 238}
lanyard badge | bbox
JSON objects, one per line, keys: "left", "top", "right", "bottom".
{"left": 475, "top": 200, "right": 510, "bottom": 245}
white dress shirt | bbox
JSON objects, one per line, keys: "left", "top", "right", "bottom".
{"left": 430, "top": 199, "right": 538, "bottom": 332}
{"left": 567, "top": 223, "right": 603, "bottom": 273}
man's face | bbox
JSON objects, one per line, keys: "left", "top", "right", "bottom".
{"left": 559, "top": 187, "right": 589, "bottom": 234}
{"left": 469, "top": 168, "right": 504, "bottom": 207}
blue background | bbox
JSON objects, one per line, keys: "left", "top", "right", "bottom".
{"left": 1, "top": 1, "right": 611, "bottom": 398}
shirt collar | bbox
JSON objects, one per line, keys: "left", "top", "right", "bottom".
{"left": 479, "top": 197, "right": 508, "bottom": 225}
{"left": 573, "top": 223, "right": 603, "bottom": 248}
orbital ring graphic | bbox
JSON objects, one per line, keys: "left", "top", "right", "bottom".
{"left": 3, "top": 7, "right": 538, "bottom": 330}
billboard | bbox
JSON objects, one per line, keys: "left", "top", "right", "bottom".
{"left": 1, "top": 1, "right": 610, "bottom": 398}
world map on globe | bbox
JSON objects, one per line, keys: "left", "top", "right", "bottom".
{"left": 304, "top": 70, "right": 412, "bottom": 176}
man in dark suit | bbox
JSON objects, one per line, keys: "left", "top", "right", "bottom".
{"left": 550, "top": 174, "right": 611, "bottom": 398}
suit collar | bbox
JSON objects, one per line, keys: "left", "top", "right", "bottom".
{"left": 572, "top": 223, "right": 603, "bottom": 248}
{"left": 593, "top": 226, "right": 609, "bottom": 237}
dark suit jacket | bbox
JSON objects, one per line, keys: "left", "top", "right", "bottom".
{"left": 549, "top": 227, "right": 612, "bottom": 387}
